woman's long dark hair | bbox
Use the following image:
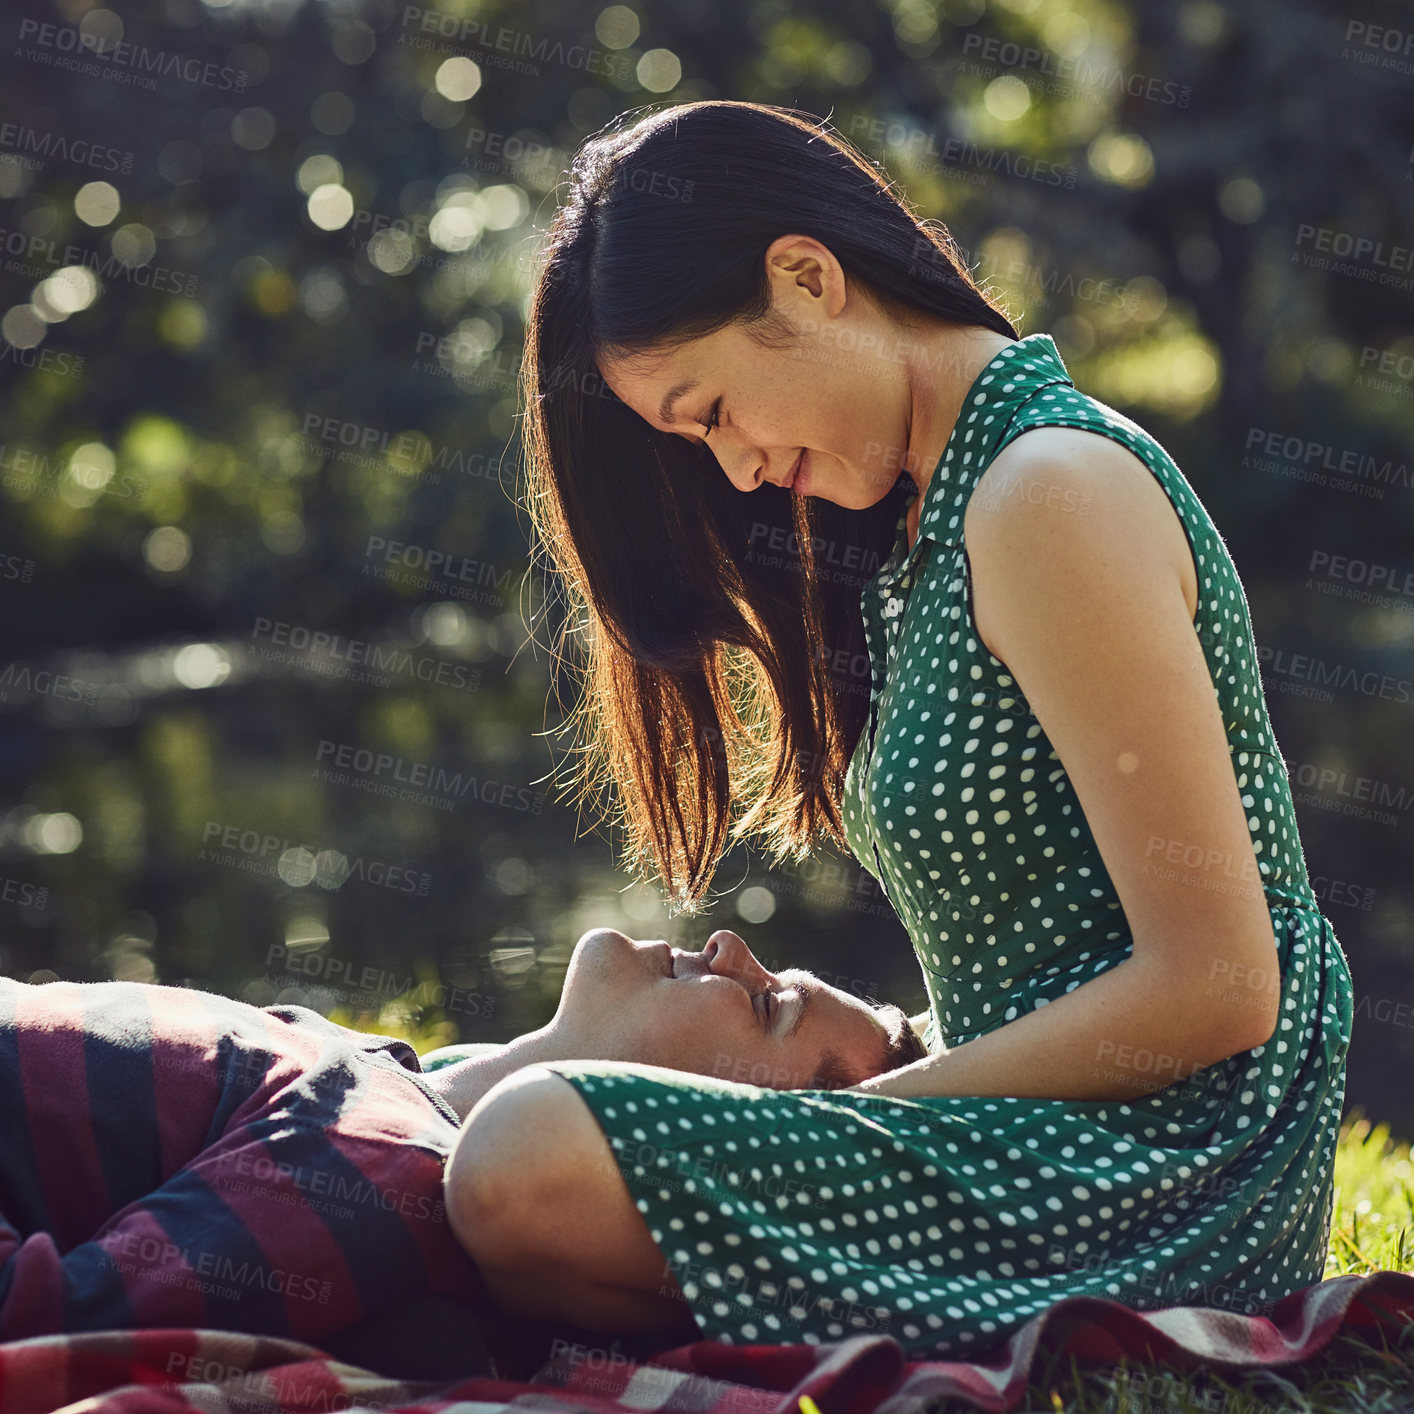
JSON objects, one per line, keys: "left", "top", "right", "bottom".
{"left": 520, "top": 100, "right": 1017, "bottom": 913}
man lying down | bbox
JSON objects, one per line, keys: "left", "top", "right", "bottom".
{"left": 0, "top": 928, "right": 923, "bottom": 1352}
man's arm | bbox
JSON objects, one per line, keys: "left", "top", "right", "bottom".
{"left": 1, "top": 1118, "right": 468, "bottom": 1341}
{"left": 0, "top": 980, "right": 481, "bottom": 1343}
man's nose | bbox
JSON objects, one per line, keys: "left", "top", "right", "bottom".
{"left": 704, "top": 930, "right": 771, "bottom": 987}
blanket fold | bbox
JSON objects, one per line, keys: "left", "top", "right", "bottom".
{"left": 1, "top": 1270, "right": 1409, "bottom": 1414}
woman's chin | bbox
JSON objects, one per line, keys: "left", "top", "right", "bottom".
{"left": 828, "top": 470, "right": 897, "bottom": 510}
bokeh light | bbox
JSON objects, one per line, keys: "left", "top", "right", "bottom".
{"left": 75, "top": 181, "right": 121, "bottom": 226}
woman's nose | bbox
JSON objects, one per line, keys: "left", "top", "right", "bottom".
{"left": 711, "top": 443, "right": 761, "bottom": 493}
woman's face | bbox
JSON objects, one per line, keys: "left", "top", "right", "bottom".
{"left": 596, "top": 234, "right": 929, "bottom": 509}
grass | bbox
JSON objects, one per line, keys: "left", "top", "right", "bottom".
{"left": 944, "top": 1109, "right": 1414, "bottom": 1414}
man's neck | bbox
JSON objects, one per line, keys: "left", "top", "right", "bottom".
{"left": 421, "top": 1029, "right": 570, "bottom": 1122}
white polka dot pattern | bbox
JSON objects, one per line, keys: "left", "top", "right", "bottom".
{"left": 546, "top": 334, "right": 1355, "bottom": 1357}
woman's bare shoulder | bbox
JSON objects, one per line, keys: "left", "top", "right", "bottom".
{"left": 967, "top": 424, "right": 1199, "bottom": 631}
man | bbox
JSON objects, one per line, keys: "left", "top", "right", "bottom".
{"left": 429, "top": 927, "right": 924, "bottom": 1116}
{"left": 0, "top": 928, "right": 923, "bottom": 1348}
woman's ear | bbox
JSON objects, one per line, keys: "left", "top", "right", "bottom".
{"left": 763, "top": 233, "right": 848, "bottom": 319}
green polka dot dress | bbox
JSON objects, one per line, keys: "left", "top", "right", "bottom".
{"left": 543, "top": 334, "right": 1354, "bottom": 1356}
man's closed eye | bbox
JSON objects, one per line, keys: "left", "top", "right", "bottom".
{"left": 755, "top": 989, "right": 777, "bottom": 1029}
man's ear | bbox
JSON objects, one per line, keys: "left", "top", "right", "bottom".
{"left": 805, "top": 1048, "right": 854, "bottom": 1090}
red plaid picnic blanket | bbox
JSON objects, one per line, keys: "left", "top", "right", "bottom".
{"left": 2, "top": 1270, "right": 1411, "bottom": 1413}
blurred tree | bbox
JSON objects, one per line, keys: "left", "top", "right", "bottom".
{"left": 0, "top": 0, "right": 1409, "bottom": 1126}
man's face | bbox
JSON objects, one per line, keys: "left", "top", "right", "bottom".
{"left": 554, "top": 927, "right": 891, "bottom": 1089}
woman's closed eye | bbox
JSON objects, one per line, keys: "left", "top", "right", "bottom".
{"left": 700, "top": 398, "right": 722, "bottom": 439}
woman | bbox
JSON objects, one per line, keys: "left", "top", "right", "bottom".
{"left": 454, "top": 100, "right": 1354, "bottom": 1355}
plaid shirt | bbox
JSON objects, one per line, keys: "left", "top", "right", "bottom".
{"left": 0, "top": 976, "right": 481, "bottom": 1341}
